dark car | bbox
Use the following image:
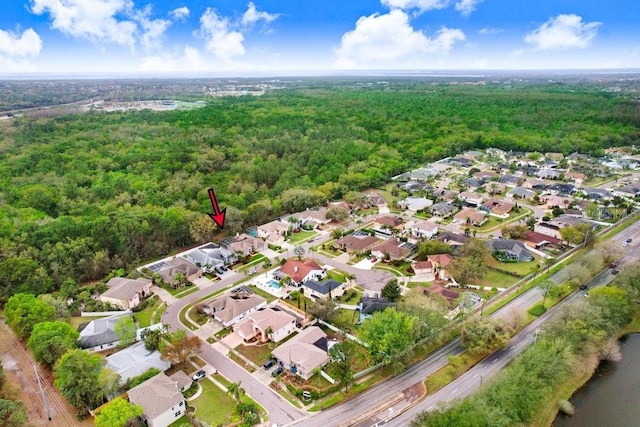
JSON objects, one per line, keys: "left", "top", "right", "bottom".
{"left": 626, "top": 238, "right": 633, "bottom": 243}
{"left": 609, "top": 262, "right": 618, "bottom": 269}
{"left": 263, "top": 358, "right": 277, "bottom": 369}
{"left": 579, "top": 284, "right": 588, "bottom": 290}
{"left": 192, "top": 370, "right": 206, "bottom": 381}
{"left": 612, "top": 269, "right": 620, "bottom": 275}
{"left": 271, "top": 366, "right": 284, "bottom": 377}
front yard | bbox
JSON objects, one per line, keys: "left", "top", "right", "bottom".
{"left": 234, "top": 342, "right": 274, "bottom": 367}
{"left": 287, "top": 230, "right": 318, "bottom": 243}
{"left": 189, "top": 379, "right": 237, "bottom": 426}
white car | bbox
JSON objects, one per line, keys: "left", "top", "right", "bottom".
{"left": 192, "top": 370, "right": 206, "bottom": 381}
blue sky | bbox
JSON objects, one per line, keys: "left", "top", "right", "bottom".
{"left": 1, "top": 0, "right": 639, "bottom": 75}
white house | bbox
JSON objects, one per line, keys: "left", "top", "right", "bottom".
{"left": 202, "top": 292, "right": 267, "bottom": 327}
{"left": 233, "top": 307, "right": 297, "bottom": 343}
{"left": 105, "top": 341, "right": 170, "bottom": 384}
{"left": 272, "top": 326, "right": 330, "bottom": 380}
{"left": 408, "top": 220, "right": 438, "bottom": 241}
{"left": 127, "top": 373, "right": 186, "bottom": 427}
{"left": 458, "top": 191, "right": 484, "bottom": 206}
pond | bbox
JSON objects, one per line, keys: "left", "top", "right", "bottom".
{"left": 554, "top": 334, "right": 640, "bottom": 427}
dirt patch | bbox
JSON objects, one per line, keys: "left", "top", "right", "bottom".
{"left": 0, "top": 321, "right": 92, "bottom": 426}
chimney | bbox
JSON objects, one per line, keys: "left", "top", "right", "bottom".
{"left": 294, "top": 266, "right": 299, "bottom": 273}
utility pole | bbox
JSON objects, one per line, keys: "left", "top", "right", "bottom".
{"left": 33, "top": 364, "right": 52, "bottom": 422}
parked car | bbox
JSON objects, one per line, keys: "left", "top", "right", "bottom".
{"left": 263, "top": 358, "right": 277, "bottom": 369}
{"left": 271, "top": 366, "right": 284, "bottom": 377}
{"left": 626, "top": 238, "right": 633, "bottom": 243}
{"left": 612, "top": 269, "right": 620, "bottom": 275}
{"left": 579, "top": 284, "right": 588, "bottom": 290}
{"left": 192, "top": 370, "right": 206, "bottom": 381}
{"left": 609, "top": 262, "right": 618, "bottom": 269}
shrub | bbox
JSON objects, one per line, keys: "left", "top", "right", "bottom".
{"left": 527, "top": 304, "right": 547, "bottom": 317}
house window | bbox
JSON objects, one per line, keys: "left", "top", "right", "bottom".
{"left": 179, "top": 401, "right": 184, "bottom": 406}
{"left": 175, "top": 411, "right": 181, "bottom": 417}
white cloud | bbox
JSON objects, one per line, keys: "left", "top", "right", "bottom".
{"left": 479, "top": 27, "right": 504, "bottom": 35}
{"left": 381, "top": 0, "right": 449, "bottom": 12}
{"left": 524, "top": 14, "right": 601, "bottom": 51}
{"left": 169, "top": 6, "right": 190, "bottom": 21}
{"left": 30, "top": 0, "right": 138, "bottom": 46}
{"left": 455, "top": 0, "right": 482, "bottom": 16}
{"left": 133, "top": 5, "right": 170, "bottom": 49}
{"left": 198, "top": 8, "right": 245, "bottom": 62}
{"left": 0, "top": 28, "right": 42, "bottom": 57}
{"left": 242, "top": 2, "right": 279, "bottom": 27}
{"left": 334, "top": 9, "right": 464, "bottom": 68}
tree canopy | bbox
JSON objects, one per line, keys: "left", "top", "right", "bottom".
{"left": 54, "top": 349, "right": 102, "bottom": 411}
{"left": 95, "top": 397, "right": 143, "bottom": 427}
{"left": 4, "top": 293, "right": 55, "bottom": 339}
{"left": 27, "top": 321, "right": 79, "bottom": 367}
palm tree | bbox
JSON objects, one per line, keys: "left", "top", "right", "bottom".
{"left": 227, "top": 381, "right": 244, "bottom": 402}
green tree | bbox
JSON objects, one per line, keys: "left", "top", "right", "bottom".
{"left": 307, "top": 297, "right": 338, "bottom": 323}
{"left": 161, "top": 334, "right": 202, "bottom": 368}
{"left": 461, "top": 317, "right": 512, "bottom": 354}
{"left": 140, "top": 325, "right": 167, "bottom": 351}
{"left": 0, "top": 399, "right": 28, "bottom": 427}
{"left": 415, "top": 240, "right": 453, "bottom": 260}
{"left": 95, "top": 397, "right": 143, "bottom": 427}
{"left": 37, "top": 294, "right": 71, "bottom": 322}
{"left": 331, "top": 338, "right": 357, "bottom": 392}
{"left": 114, "top": 316, "right": 137, "bottom": 346}
{"left": 97, "top": 368, "right": 122, "bottom": 403}
{"left": 360, "top": 308, "right": 417, "bottom": 365}
{"left": 500, "top": 224, "right": 529, "bottom": 240}
{"left": 293, "top": 245, "right": 306, "bottom": 259}
{"left": 539, "top": 279, "right": 557, "bottom": 308}
{"left": 4, "top": 293, "right": 55, "bottom": 339}
{"left": 54, "top": 349, "right": 102, "bottom": 410}
{"left": 326, "top": 207, "right": 349, "bottom": 222}
{"left": 381, "top": 279, "right": 402, "bottom": 302}
{"left": 27, "top": 321, "right": 79, "bottom": 367}
{"left": 227, "top": 381, "right": 244, "bottom": 402}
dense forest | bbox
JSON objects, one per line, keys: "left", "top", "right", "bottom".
{"left": 1, "top": 78, "right": 639, "bottom": 302}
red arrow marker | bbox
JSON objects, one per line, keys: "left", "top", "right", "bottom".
{"left": 207, "top": 188, "right": 226, "bottom": 229}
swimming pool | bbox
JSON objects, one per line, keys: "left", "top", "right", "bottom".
{"left": 268, "top": 279, "right": 283, "bottom": 289}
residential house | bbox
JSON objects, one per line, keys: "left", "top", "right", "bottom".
{"left": 398, "top": 197, "right": 433, "bottom": 212}
{"left": 154, "top": 258, "right": 202, "bottom": 288}
{"left": 540, "top": 195, "right": 572, "bottom": 210}
{"left": 105, "top": 341, "right": 170, "bottom": 384}
{"left": 290, "top": 208, "right": 332, "bottom": 228}
{"left": 183, "top": 243, "right": 237, "bottom": 274}
{"left": 448, "top": 157, "right": 473, "bottom": 168}
{"left": 395, "top": 167, "right": 439, "bottom": 182}
{"left": 407, "top": 219, "right": 438, "bottom": 240}
{"left": 276, "top": 259, "right": 324, "bottom": 286}
{"left": 332, "top": 231, "right": 380, "bottom": 253}
{"left": 581, "top": 187, "right": 614, "bottom": 201}
{"left": 507, "top": 186, "right": 535, "bottom": 200}
{"left": 461, "top": 178, "right": 486, "bottom": 191}
{"left": 486, "top": 147, "right": 506, "bottom": 159}
{"left": 458, "top": 191, "right": 484, "bottom": 206}
{"left": 433, "top": 188, "right": 458, "bottom": 202}
{"left": 78, "top": 312, "right": 131, "bottom": 352}
{"left": 371, "top": 238, "right": 413, "bottom": 261}
{"left": 565, "top": 172, "right": 586, "bottom": 185}
{"left": 428, "top": 254, "right": 454, "bottom": 280}
{"left": 363, "top": 191, "right": 387, "bottom": 207}
{"left": 614, "top": 182, "right": 640, "bottom": 198}
{"left": 357, "top": 296, "right": 396, "bottom": 323}
{"left": 462, "top": 150, "right": 484, "bottom": 160}
{"left": 536, "top": 169, "right": 562, "bottom": 180}
{"left": 545, "top": 152, "right": 565, "bottom": 162}
{"left": 271, "top": 326, "right": 330, "bottom": 380}
{"left": 498, "top": 174, "right": 521, "bottom": 187}
{"left": 127, "top": 372, "right": 186, "bottom": 427}
{"left": 540, "top": 160, "right": 559, "bottom": 169}
{"left": 225, "top": 233, "right": 267, "bottom": 256}
{"left": 524, "top": 230, "right": 563, "bottom": 250}
{"left": 99, "top": 277, "right": 152, "bottom": 310}
{"left": 535, "top": 215, "right": 593, "bottom": 241}
{"left": 453, "top": 208, "right": 487, "bottom": 226}
{"left": 302, "top": 279, "right": 346, "bottom": 300}
{"left": 480, "top": 198, "right": 514, "bottom": 218}
{"left": 169, "top": 371, "right": 193, "bottom": 393}
{"left": 436, "top": 231, "right": 470, "bottom": 247}
{"left": 257, "top": 220, "right": 289, "bottom": 244}
{"left": 485, "top": 181, "right": 507, "bottom": 195}
{"left": 546, "top": 183, "right": 575, "bottom": 197}
{"left": 428, "top": 202, "right": 458, "bottom": 218}
{"left": 373, "top": 215, "right": 405, "bottom": 239}
{"left": 423, "top": 283, "right": 460, "bottom": 309}
{"left": 473, "top": 170, "right": 498, "bottom": 180}
{"left": 233, "top": 307, "right": 297, "bottom": 343}
{"left": 398, "top": 181, "right": 425, "bottom": 193}
{"left": 412, "top": 260, "right": 434, "bottom": 275}
{"left": 487, "top": 239, "right": 534, "bottom": 262}
{"left": 202, "top": 292, "right": 267, "bottom": 327}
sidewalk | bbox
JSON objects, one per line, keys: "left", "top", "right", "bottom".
{"left": 151, "top": 285, "right": 178, "bottom": 305}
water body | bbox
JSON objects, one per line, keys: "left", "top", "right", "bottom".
{"left": 554, "top": 334, "right": 640, "bottom": 427}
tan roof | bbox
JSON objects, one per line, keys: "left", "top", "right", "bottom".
{"left": 278, "top": 259, "right": 323, "bottom": 284}
{"left": 333, "top": 234, "right": 380, "bottom": 251}
{"left": 272, "top": 326, "right": 329, "bottom": 375}
{"left": 226, "top": 234, "right": 266, "bottom": 254}
{"left": 233, "top": 317, "right": 256, "bottom": 338}
{"left": 411, "top": 220, "right": 437, "bottom": 232}
{"left": 247, "top": 307, "right": 296, "bottom": 333}
{"left": 102, "top": 277, "right": 151, "bottom": 301}
{"left": 169, "top": 371, "right": 192, "bottom": 391}
{"left": 372, "top": 238, "right": 411, "bottom": 260}
{"left": 206, "top": 294, "right": 266, "bottom": 324}
{"left": 375, "top": 215, "right": 404, "bottom": 228}
{"left": 428, "top": 253, "right": 454, "bottom": 268}
{"left": 454, "top": 208, "right": 486, "bottom": 224}
{"left": 157, "top": 258, "right": 201, "bottom": 283}
{"left": 127, "top": 373, "right": 183, "bottom": 420}
{"left": 413, "top": 260, "right": 433, "bottom": 270}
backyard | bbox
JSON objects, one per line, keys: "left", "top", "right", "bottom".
{"left": 478, "top": 269, "right": 521, "bottom": 289}
{"left": 486, "top": 254, "right": 540, "bottom": 277}
{"left": 133, "top": 295, "right": 165, "bottom": 327}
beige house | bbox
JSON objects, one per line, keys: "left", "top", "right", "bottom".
{"left": 272, "top": 326, "right": 330, "bottom": 380}
{"left": 226, "top": 233, "right": 267, "bottom": 256}
{"left": 458, "top": 191, "right": 484, "bottom": 206}
{"left": 127, "top": 373, "right": 186, "bottom": 427}
{"left": 203, "top": 292, "right": 267, "bottom": 327}
{"left": 258, "top": 220, "right": 289, "bottom": 243}
{"left": 155, "top": 258, "right": 202, "bottom": 287}
{"left": 100, "top": 277, "right": 152, "bottom": 310}
{"left": 333, "top": 232, "right": 380, "bottom": 253}
{"left": 453, "top": 208, "right": 487, "bottom": 226}
{"left": 371, "top": 238, "right": 412, "bottom": 261}
{"left": 233, "top": 307, "right": 297, "bottom": 343}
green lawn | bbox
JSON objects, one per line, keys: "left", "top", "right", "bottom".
{"left": 234, "top": 343, "right": 274, "bottom": 367}
{"left": 287, "top": 230, "right": 317, "bottom": 243}
{"left": 486, "top": 255, "right": 540, "bottom": 276}
{"left": 133, "top": 295, "right": 161, "bottom": 327}
{"left": 236, "top": 253, "right": 268, "bottom": 273}
{"left": 69, "top": 315, "right": 105, "bottom": 330}
{"left": 164, "top": 283, "right": 197, "bottom": 296}
{"left": 474, "top": 208, "right": 533, "bottom": 232}
{"left": 326, "top": 269, "right": 347, "bottom": 282}
{"left": 168, "top": 416, "right": 191, "bottom": 427}
{"left": 189, "top": 379, "right": 237, "bottom": 426}
{"left": 336, "top": 288, "right": 363, "bottom": 305}
{"left": 175, "top": 286, "right": 200, "bottom": 299}
{"left": 248, "top": 285, "right": 278, "bottom": 303}
{"left": 332, "top": 308, "right": 359, "bottom": 331}
{"left": 478, "top": 269, "right": 520, "bottom": 289}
